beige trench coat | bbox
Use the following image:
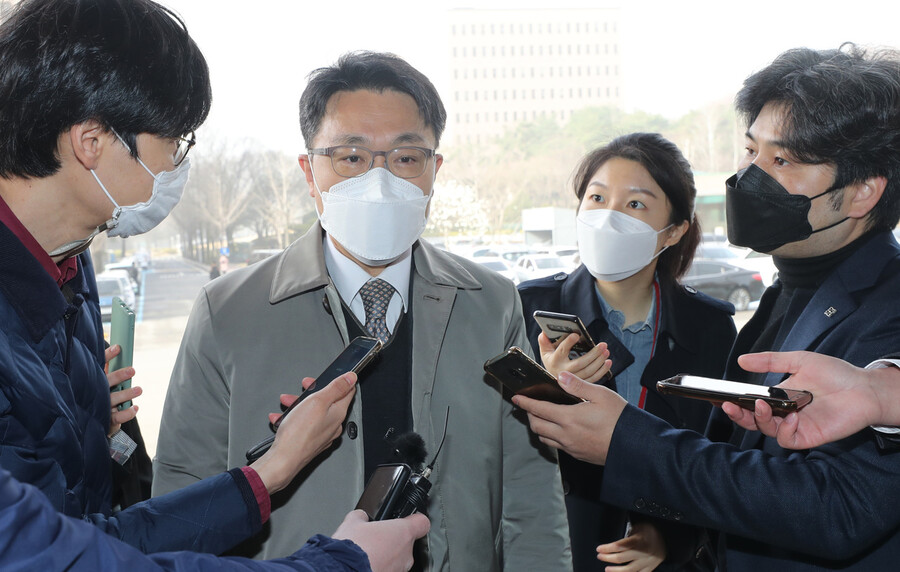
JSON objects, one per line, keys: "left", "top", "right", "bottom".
{"left": 153, "top": 224, "right": 572, "bottom": 571}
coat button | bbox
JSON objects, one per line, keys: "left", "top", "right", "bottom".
{"left": 322, "top": 295, "right": 332, "bottom": 315}
{"left": 347, "top": 421, "right": 358, "bottom": 439}
{"left": 634, "top": 498, "right": 646, "bottom": 509}
{"left": 562, "top": 480, "right": 571, "bottom": 495}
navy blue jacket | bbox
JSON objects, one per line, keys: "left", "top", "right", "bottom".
{"left": 0, "top": 222, "right": 260, "bottom": 553}
{"left": 601, "top": 231, "right": 900, "bottom": 571}
{"left": 0, "top": 466, "right": 370, "bottom": 571}
{"left": 519, "top": 265, "right": 736, "bottom": 570}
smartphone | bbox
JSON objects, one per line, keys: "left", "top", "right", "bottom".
{"left": 656, "top": 375, "right": 813, "bottom": 416}
{"left": 533, "top": 310, "right": 595, "bottom": 354}
{"left": 246, "top": 336, "right": 382, "bottom": 463}
{"left": 109, "top": 297, "right": 135, "bottom": 411}
{"left": 484, "top": 346, "right": 582, "bottom": 405}
{"left": 272, "top": 336, "right": 382, "bottom": 429}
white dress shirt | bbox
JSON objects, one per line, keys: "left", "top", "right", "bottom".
{"left": 323, "top": 235, "right": 410, "bottom": 335}
{"left": 867, "top": 358, "right": 900, "bottom": 434}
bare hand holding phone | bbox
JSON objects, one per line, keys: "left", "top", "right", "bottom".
{"left": 657, "top": 375, "right": 813, "bottom": 416}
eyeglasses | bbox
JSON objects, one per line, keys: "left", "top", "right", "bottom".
{"left": 173, "top": 131, "right": 196, "bottom": 167}
{"left": 308, "top": 145, "right": 437, "bottom": 179}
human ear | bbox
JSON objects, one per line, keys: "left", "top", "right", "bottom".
{"left": 846, "top": 176, "right": 887, "bottom": 219}
{"left": 297, "top": 154, "right": 317, "bottom": 198}
{"left": 664, "top": 220, "right": 690, "bottom": 247}
{"left": 67, "top": 120, "right": 111, "bottom": 171}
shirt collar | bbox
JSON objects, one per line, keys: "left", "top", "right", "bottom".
{"left": 594, "top": 278, "right": 657, "bottom": 334}
{"left": 0, "top": 193, "right": 78, "bottom": 286}
{"left": 322, "top": 234, "right": 411, "bottom": 310}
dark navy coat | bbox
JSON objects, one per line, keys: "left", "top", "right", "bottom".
{"left": 0, "top": 222, "right": 260, "bottom": 554}
{"left": 519, "top": 265, "right": 736, "bottom": 570}
{"left": 601, "top": 231, "right": 900, "bottom": 571}
{"left": 0, "top": 466, "right": 370, "bottom": 570}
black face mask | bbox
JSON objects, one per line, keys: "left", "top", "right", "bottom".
{"left": 725, "top": 164, "right": 848, "bottom": 253}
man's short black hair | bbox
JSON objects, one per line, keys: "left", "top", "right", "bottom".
{"left": 736, "top": 44, "right": 900, "bottom": 232}
{"left": 299, "top": 51, "right": 447, "bottom": 148}
{"left": 0, "top": 0, "right": 212, "bottom": 179}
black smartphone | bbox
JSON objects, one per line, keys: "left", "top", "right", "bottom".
{"left": 484, "top": 346, "right": 582, "bottom": 405}
{"left": 533, "top": 310, "right": 595, "bottom": 354}
{"left": 272, "top": 336, "right": 382, "bottom": 429}
{"left": 245, "top": 336, "right": 382, "bottom": 463}
{"left": 656, "top": 375, "right": 813, "bottom": 416}
{"left": 109, "top": 297, "right": 135, "bottom": 411}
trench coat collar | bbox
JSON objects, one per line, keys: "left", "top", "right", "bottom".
{"left": 269, "top": 222, "right": 481, "bottom": 303}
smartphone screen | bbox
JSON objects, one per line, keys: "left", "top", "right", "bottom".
{"left": 109, "top": 297, "right": 135, "bottom": 411}
{"left": 656, "top": 375, "right": 813, "bottom": 415}
{"left": 272, "top": 336, "right": 382, "bottom": 429}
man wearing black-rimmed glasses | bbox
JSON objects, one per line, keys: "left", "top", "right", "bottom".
{"left": 155, "top": 51, "right": 572, "bottom": 570}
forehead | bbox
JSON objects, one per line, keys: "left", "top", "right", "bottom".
{"left": 314, "top": 89, "right": 433, "bottom": 148}
{"left": 747, "top": 102, "right": 788, "bottom": 146}
{"left": 589, "top": 157, "right": 661, "bottom": 193}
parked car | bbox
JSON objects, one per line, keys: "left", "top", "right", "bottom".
{"left": 474, "top": 256, "right": 518, "bottom": 283}
{"left": 513, "top": 254, "right": 571, "bottom": 283}
{"left": 105, "top": 258, "right": 141, "bottom": 294}
{"left": 696, "top": 243, "right": 778, "bottom": 287}
{"left": 96, "top": 273, "right": 134, "bottom": 322}
{"left": 682, "top": 259, "right": 765, "bottom": 311}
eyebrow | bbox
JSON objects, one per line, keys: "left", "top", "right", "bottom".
{"left": 330, "top": 132, "right": 429, "bottom": 147}
{"left": 745, "top": 130, "right": 789, "bottom": 150}
{"left": 588, "top": 181, "right": 659, "bottom": 198}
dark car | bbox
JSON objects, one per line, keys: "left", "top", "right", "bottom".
{"left": 682, "top": 259, "right": 765, "bottom": 311}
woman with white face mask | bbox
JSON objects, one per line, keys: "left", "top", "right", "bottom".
{"left": 518, "top": 133, "right": 737, "bottom": 572}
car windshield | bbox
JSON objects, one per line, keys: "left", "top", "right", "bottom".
{"left": 97, "top": 279, "right": 123, "bottom": 296}
{"left": 482, "top": 261, "right": 507, "bottom": 271}
{"left": 534, "top": 257, "right": 564, "bottom": 269}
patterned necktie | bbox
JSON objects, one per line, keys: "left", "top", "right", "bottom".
{"left": 359, "top": 278, "right": 396, "bottom": 344}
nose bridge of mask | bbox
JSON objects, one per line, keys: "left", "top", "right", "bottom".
{"left": 579, "top": 207, "right": 661, "bottom": 235}
{"left": 327, "top": 167, "right": 428, "bottom": 201}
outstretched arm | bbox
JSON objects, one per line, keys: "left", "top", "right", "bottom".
{"left": 722, "top": 351, "right": 900, "bottom": 450}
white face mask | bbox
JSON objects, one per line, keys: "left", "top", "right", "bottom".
{"left": 576, "top": 209, "right": 672, "bottom": 282}
{"left": 315, "top": 167, "right": 432, "bottom": 266}
{"left": 93, "top": 154, "right": 191, "bottom": 239}
{"left": 48, "top": 145, "right": 191, "bottom": 258}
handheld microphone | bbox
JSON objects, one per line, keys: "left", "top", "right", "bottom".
{"left": 356, "top": 409, "right": 449, "bottom": 520}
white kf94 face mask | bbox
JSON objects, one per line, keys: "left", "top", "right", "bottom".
{"left": 576, "top": 208, "right": 671, "bottom": 282}
{"left": 49, "top": 150, "right": 190, "bottom": 258}
{"left": 316, "top": 167, "right": 432, "bottom": 266}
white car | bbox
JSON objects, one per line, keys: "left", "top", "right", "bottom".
{"left": 513, "top": 254, "right": 571, "bottom": 284}
{"left": 96, "top": 273, "right": 135, "bottom": 321}
{"left": 474, "top": 256, "right": 518, "bottom": 283}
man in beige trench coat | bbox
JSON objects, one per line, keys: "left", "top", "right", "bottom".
{"left": 153, "top": 51, "right": 572, "bottom": 571}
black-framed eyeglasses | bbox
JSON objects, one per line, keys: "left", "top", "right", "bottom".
{"left": 174, "top": 131, "right": 196, "bottom": 167}
{"left": 307, "top": 145, "right": 437, "bottom": 179}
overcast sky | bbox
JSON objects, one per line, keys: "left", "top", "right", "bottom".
{"left": 163, "top": 0, "right": 900, "bottom": 155}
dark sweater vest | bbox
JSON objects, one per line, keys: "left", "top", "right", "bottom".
{"left": 341, "top": 302, "right": 414, "bottom": 482}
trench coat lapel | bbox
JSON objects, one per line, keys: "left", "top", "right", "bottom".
{"left": 409, "top": 240, "right": 481, "bottom": 446}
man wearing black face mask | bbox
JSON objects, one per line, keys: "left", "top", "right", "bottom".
{"left": 512, "top": 44, "right": 900, "bottom": 571}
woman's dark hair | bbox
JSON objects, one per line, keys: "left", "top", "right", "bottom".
{"left": 0, "top": 0, "right": 212, "bottom": 179}
{"left": 299, "top": 51, "right": 447, "bottom": 148}
{"left": 736, "top": 44, "right": 900, "bottom": 232}
{"left": 573, "top": 132, "right": 700, "bottom": 281}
